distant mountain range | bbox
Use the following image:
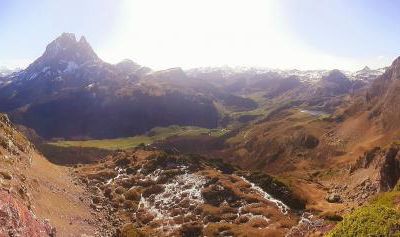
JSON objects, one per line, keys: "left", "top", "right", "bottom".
{"left": 186, "top": 65, "right": 386, "bottom": 83}
{"left": 186, "top": 65, "right": 384, "bottom": 109}
{"left": 0, "top": 66, "right": 20, "bottom": 77}
{"left": 0, "top": 33, "right": 386, "bottom": 140}
{"left": 0, "top": 33, "right": 256, "bottom": 139}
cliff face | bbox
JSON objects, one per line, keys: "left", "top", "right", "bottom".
{"left": 366, "top": 57, "right": 400, "bottom": 130}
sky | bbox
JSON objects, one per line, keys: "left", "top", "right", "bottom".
{"left": 1, "top": 0, "right": 400, "bottom": 71}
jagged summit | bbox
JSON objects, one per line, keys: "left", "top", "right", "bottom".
{"left": 78, "top": 35, "right": 89, "bottom": 44}
{"left": 0, "top": 34, "right": 222, "bottom": 138}
{"left": 12, "top": 33, "right": 102, "bottom": 81}
{"left": 60, "top": 32, "right": 76, "bottom": 40}
{"left": 40, "top": 32, "right": 99, "bottom": 65}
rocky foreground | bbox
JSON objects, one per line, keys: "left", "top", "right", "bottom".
{"left": 74, "top": 148, "right": 328, "bottom": 236}
{"left": 0, "top": 111, "right": 327, "bottom": 236}
{"left": 0, "top": 113, "right": 107, "bottom": 236}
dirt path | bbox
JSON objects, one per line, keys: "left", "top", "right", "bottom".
{"left": 27, "top": 154, "right": 104, "bottom": 236}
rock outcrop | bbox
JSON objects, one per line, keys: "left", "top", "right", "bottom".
{"left": 0, "top": 114, "right": 55, "bottom": 235}
{"left": 350, "top": 144, "right": 400, "bottom": 192}
{"left": 0, "top": 191, "right": 55, "bottom": 236}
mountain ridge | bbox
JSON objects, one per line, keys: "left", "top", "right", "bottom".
{"left": 0, "top": 33, "right": 256, "bottom": 139}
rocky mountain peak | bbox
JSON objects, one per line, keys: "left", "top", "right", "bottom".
{"left": 389, "top": 56, "right": 400, "bottom": 78}
{"left": 116, "top": 59, "right": 141, "bottom": 71}
{"left": 323, "top": 69, "right": 349, "bottom": 83}
{"left": 78, "top": 35, "right": 88, "bottom": 44}
{"left": 313, "top": 69, "right": 352, "bottom": 96}
{"left": 370, "top": 57, "right": 400, "bottom": 87}
{"left": 39, "top": 32, "right": 99, "bottom": 65}
{"left": 361, "top": 66, "right": 371, "bottom": 71}
{"left": 18, "top": 33, "right": 101, "bottom": 80}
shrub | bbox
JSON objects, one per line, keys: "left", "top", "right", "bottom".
{"left": 327, "top": 192, "right": 400, "bottom": 237}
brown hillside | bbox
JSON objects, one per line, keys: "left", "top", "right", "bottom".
{"left": 0, "top": 113, "right": 104, "bottom": 235}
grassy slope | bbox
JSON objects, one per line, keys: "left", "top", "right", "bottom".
{"left": 229, "top": 92, "right": 269, "bottom": 121}
{"left": 47, "top": 126, "right": 227, "bottom": 150}
{"left": 327, "top": 191, "right": 400, "bottom": 237}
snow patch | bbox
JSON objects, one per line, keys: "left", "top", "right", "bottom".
{"left": 41, "top": 66, "right": 50, "bottom": 73}
{"left": 63, "top": 61, "right": 79, "bottom": 73}
{"left": 106, "top": 167, "right": 125, "bottom": 185}
{"left": 285, "top": 212, "right": 323, "bottom": 237}
{"left": 240, "top": 176, "right": 289, "bottom": 214}
{"left": 137, "top": 172, "right": 207, "bottom": 233}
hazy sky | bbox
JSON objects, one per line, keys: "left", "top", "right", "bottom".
{"left": 1, "top": 0, "right": 400, "bottom": 70}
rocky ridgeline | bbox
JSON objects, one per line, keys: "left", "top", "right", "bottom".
{"left": 0, "top": 114, "right": 56, "bottom": 236}
{"left": 0, "top": 114, "right": 34, "bottom": 157}
{"left": 325, "top": 144, "right": 400, "bottom": 207}
{"left": 75, "top": 149, "right": 307, "bottom": 236}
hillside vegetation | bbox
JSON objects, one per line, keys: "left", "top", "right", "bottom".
{"left": 327, "top": 191, "right": 400, "bottom": 237}
{"left": 47, "top": 125, "right": 228, "bottom": 150}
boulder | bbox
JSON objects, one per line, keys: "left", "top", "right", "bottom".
{"left": 326, "top": 193, "right": 341, "bottom": 203}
